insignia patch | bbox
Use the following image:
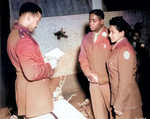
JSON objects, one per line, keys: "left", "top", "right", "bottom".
{"left": 123, "top": 51, "right": 130, "bottom": 60}
{"left": 102, "top": 32, "right": 107, "bottom": 37}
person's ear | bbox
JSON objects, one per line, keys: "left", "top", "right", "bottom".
{"left": 26, "top": 13, "right": 32, "bottom": 22}
{"left": 100, "top": 19, "right": 104, "bottom": 25}
{"left": 121, "top": 31, "right": 125, "bottom": 37}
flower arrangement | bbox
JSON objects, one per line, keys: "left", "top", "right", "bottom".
{"left": 78, "top": 99, "right": 94, "bottom": 119}
{"left": 53, "top": 76, "right": 66, "bottom": 101}
{"left": 53, "top": 75, "right": 77, "bottom": 102}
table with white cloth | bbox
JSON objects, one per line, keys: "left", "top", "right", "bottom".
{"left": 53, "top": 100, "right": 86, "bottom": 119}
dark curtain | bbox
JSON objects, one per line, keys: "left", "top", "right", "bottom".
{"left": 1, "top": 0, "right": 17, "bottom": 114}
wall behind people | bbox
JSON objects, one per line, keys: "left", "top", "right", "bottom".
{"left": 9, "top": 0, "right": 92, "bottom": 19}
{"left": 8, "top": 1, "right": 150, "bottom": 77}
{"left": 9, "top": 10, "right": 150, "bottom": 77}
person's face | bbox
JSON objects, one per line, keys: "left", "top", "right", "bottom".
{"left": 28, "top": 12, "right": 41, "bottom": 32}
{"left": 89, "top": 13, "right": 104, "bottom": 33}
{"left": 109, "top": 25, "right": 124, "bottom": 43}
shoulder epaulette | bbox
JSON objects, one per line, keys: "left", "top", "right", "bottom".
{"left": 19, "top": 29, "right": 26, "bottom": 39}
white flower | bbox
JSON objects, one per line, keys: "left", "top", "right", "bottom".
{"left": 102, "top": 32, "right": 107, "bottom": 37}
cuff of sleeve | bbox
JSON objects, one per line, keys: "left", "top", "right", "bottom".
{"left": 114, "top": 104, "right": 124, "bottom": 112}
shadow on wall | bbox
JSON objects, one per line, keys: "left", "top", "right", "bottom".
{"left": 74, "top": 23, "right": 91, "bottom": 99}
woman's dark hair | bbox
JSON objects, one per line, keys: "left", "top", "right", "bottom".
{"left": 109, "top": 16, "right": 131, "bottom": 38}
{"left": 89, "top": 9, "right": 104, "bottom": 20}
{"left": 19, "top": 2, "right": 42, "bottom": 16}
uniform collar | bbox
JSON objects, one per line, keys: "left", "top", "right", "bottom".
{"left": 92, "top": 26, "right": 105, "bottom": 43}
{"left": 112, "top": 37, "right": 127, "bottom": 50}
{"left": 13, "top": 22, "right": 30, "bottom": 34}
{"left": 13, "top": 22, "right": 38, "bottom": 45}
{"left": 94, "top": 26, "right": 104, "bottom": 35}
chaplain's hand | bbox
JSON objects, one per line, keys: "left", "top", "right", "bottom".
{"left": 114, "top": 109, "right": 123, "bottom": 116}
{"left": 87, "top": 73, "right": 99, "bottom": 84}
{"left": 49, "top": 59, "right": 58, "bottom": 69}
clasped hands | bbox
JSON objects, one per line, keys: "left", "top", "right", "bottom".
{"left": 87, "top": 73, "right": 99, "bottom": 84}
{"left": 87, "top": 73, "right": 123, "bottom": 116}
{"left": 114, "top": 109, "right": 123, "bottom": 116}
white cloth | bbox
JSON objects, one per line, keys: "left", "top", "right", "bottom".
{"left": 53, "top": 100, "right": 86, "bottom": 119}
{"left": 29, "top": 100, "right": 86, "bottom": 119}
{"left": 29, "top": 113, "right": 55, "bottom": 119}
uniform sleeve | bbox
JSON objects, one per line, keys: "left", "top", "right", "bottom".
{"left": 16, "top": 38, "right": 54, "bottom": 81}
{"left": 79, "top": 38, "right": 92, "bottom": 77}
{"left": 114, "top": 47, "right": 134, "bottom": 112}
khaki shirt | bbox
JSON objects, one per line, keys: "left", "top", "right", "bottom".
{"left": 79, "top": 26, "right": 111, "bottom": 85}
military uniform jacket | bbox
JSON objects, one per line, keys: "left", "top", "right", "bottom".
{"left": 7, "top": 23, "right": 54, "bottom": 117}
{"left": 79, "top": 26, "right": 111, "bottom": 85}
{"left": 107, "top": 38, "right": 142, "bottom": 112}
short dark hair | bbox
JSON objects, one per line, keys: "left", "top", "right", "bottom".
{"left": 109, "top": 16, "right": 131, "bottom": 38}
{"left": 19, "top": 2, "right": 42, "bottom": 16}
{"left": 89, "top": 9, "right": 104, "bottom": 19}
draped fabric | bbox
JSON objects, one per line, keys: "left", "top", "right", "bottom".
{"left": 9, "top": 0, "right": 92, "bottom": 19}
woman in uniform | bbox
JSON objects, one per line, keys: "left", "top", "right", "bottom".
{"left": 107, "top": 16, "right": 143, "bottom": 119}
